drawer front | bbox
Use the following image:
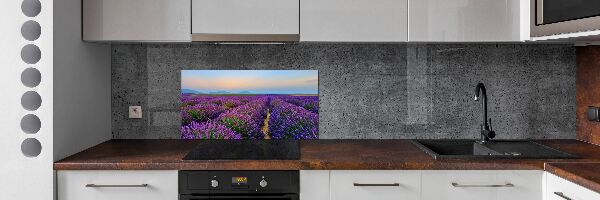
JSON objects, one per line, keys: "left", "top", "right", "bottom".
{"left": 422, "top": 170, "right": 543, "bottom": 200}
{"left": 330, "top": 170, "right": 420, "bottom": 200}
{"left": 57, "top": 170, "right": 178, "bottom": 200}
{"left": 545, "top": 172, "right": 600, "bottom": 200}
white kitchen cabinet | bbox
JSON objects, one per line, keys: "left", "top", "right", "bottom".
{"left": 57, "top": 170, "right": 178, "bottom": 200}
{"left": 301, "top": 170, "right": 330, "bottom": 200}
{"left": 330, "top": 170, "right": 421, "bottom": 200}
{"left": 408, "top": 0, "right": 529, "bottom": 42}
{"left": 421, "top": 170, "right": 543, "bottom": 200}
{"left": 82, "top": 0, "right": 191, "bottom": 42}
{"left": 300, "top": 0, "right": 408, "bottom": 42}
{"left": 545, "top": 172, "right": 600, "bottom": 200}
{"left": 191, "top": 0, "right": 299, "bottom": 41}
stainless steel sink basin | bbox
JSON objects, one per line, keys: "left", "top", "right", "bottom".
{"left": 412, "top": 140, "right": 577, "bottom": 160}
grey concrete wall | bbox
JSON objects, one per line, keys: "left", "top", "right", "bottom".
{"left": 112, "top": 43, "right": 576, "bottom": 139}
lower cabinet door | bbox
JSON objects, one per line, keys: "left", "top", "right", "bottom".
{"left": 421, "top": 170, "right": 543, "bottom": 200}
{"left": 545, "top": 172, "right": 600, "bottom": 200}
{"left": 57, "top": 170, "right": 178, "bottom": 200}
{"left": 330, "top": 170, "right": 421, "bottom": 200}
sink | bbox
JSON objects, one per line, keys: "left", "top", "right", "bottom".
{"left": 412, "top": 140, "right": 577, "bottom": 160}
{"left": 410, "top": 140, "right": 497, "bottom": 157}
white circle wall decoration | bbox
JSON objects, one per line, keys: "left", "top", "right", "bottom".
{"left": 21, "top": 91, "right": 42, "bottom": 111}
{"left": 20, "top": 114, "right": 41, "bottom": 134}
{"left": 21, "top": 68, "right": 41, "bottom": 88}
{"left": 21, "top": 138, "right": 42, "bottom": 157}
{"left": 21, "top": 44, "right": 41, "bottom": 64}
{"left": 21, "top": 0, "right": 41, "bottom": 17}
{"left": 21, "top": 20, "right": 41, "bottom": 41}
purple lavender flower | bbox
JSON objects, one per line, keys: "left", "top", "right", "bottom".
{"left": 268, "top": 99, "right": 318, "bottom": 139}
{"left": 180, "top": 94, "right": 318, "bottom": 140}
{"left": 215, "top": 98, "right": 268, "bottom": 139}
{"left": 181, "top": 121, "right": 241, "bottom": 139}
{"left": 284, "top": 96, "right": 319, "bottom": 113}
{"left": 181, "top": 104, "right": 226, "bottom": 125}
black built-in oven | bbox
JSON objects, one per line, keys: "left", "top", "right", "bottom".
{"left": 533, "top": 0, "right": 600, "bottom": 37}
{"left": 179, "top": 171, "right": 299, "bottom": 200}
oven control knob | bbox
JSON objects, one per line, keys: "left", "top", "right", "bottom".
{"left": 259, "top": 179, "right": 268, "bottom": 188}
{"left": 211, "top": 180, "right": 219, "bottom": 188}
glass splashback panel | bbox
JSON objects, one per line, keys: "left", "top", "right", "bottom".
{"left": 180, "top": 70, "right": 318, "bottom": 140}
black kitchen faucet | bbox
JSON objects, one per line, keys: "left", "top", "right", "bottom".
{"left": 474, "top": 83, "right": 495, "bottom": 142}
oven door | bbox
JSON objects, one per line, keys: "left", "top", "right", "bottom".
{"left": 180, "top": 194, "right": 299, "bottom": 200}
{"left": 532, "top": 0, "right": 600, "bottom": 37}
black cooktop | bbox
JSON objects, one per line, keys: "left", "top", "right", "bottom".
{"left": 182, "top": 140, "right": 300, "bottom": 160}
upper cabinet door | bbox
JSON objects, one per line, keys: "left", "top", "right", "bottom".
{"left": 409, "top": 0, "right": 529, "bottom": 42}
{"left": 83, "top": 0, "right": 191, "bottom": 42}
{"left": 300, "top": 0, "right": 408, "bottom": 42}
{"left": 191, "top": 0, "right": 300, "bottom": 41}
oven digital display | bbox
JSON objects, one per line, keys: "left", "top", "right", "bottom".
{"left": 232, "top": 177, "right": 248, "bottom": 185}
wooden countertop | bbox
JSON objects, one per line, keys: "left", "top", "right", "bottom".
{"left": 54, "top": 139, "right": 600, "bottom": 170}
{"left": 545, "top": 162, "right": 600, "bottom": 194}
{"left": 54, "top": 139, "right": 600, "bottom": 193}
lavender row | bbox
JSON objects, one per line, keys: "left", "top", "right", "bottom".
{"left": 181, "top": 95, "right": 257, "bottom": 125}
{"left": 268, "top": 99, "right": 318, "bottom": 139}
{"left": 283, "top": 96, "right": 319, "bottom": 113}
{"left": 181, "top": 121, "right": 241, "bottom": 139}
{"left": 180, "top": 97, "right": 268, "bottom": 139}
{"left": 181, "top": 94, "right": 254, "bottom": 104}
{"left": 181, "top": 94, "right": 251, "bottom": 109}
{"left": 181, "top": 104, "right": 226, "bottom": 125}
{"left": 180, "top": 94, "right": 319, "bottom": 139}
{"left": 215, "top": 98, "right": 269, "bottom": 139}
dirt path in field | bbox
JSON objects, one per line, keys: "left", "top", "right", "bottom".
{"left": 262, "top": 110, "right": 271, "bottom": 139}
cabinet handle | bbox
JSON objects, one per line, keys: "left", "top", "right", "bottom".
{"left": 451, "top": 182, "right": 514, "bottom": 187}
{"left": 553, "top": 192, "right": 573, "bottom": 200}
{"left": 353, "top": 183, "right": 400, "bottom": 187}
{"left": 85, "top": 184, "right": 149, "bottom": 188}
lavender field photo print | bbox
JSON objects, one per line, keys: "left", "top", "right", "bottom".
{"left": 180, "top": 70, "right": 318, "bottom": 140}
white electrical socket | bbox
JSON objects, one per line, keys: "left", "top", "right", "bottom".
{"left": 129, "top": 106, "right": 142, "bottom": 118}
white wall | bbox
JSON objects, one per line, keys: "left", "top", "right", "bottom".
{"left": 53, "top": 0, "right": 112, "bottom": 161}
{"left": 0, "top": 0, "right": 54, "bottom": 199}
{"left": 1, "top": 0, "right": 110, "bottom": 198}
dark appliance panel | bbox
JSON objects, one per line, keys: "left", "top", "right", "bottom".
{"left": 207, "top": 171, "right": 299, "bottom": 194}
{"left": 179, "top": 171, "right": 299, "bottom": 200}
{"left": 532, "top": 0, "right": 600, "bottom": 37}
{"left": 540, "top": 0, "right": 600, "bottom": 25}
{"left": 179, "top": 171, "right": 210, "bottom": 193}
{"left": 179, "top": 194, "right": 298, "bottom": 200}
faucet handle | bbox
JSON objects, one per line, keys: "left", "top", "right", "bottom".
{"left": 488, "top": 130, "right": 496, "bottom": 139}
{"left": 488, "top": 118, "right": 496, "bottom": 139}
